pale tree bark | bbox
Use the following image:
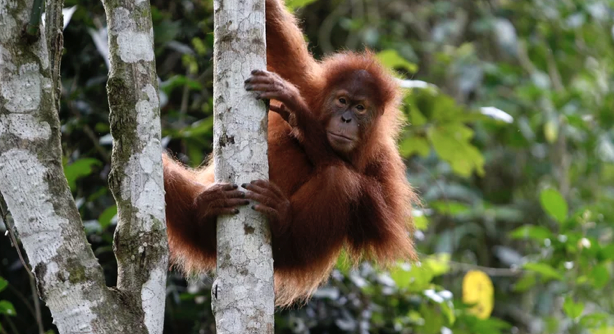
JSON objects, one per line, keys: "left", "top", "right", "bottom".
{"left": 0, "top": 0, "right": 167, "bottom": 332}
{"left": 100, "top": 0, "right": 168, "bottom": 333}
{"left": 212, "top": 0, "right": 275, "bottom": 332}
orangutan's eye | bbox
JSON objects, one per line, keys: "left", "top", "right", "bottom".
{"left": 355, "top": 104, "right": 366, "bottom": 114}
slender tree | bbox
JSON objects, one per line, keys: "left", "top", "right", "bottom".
{"left": 0, "top": 0, "right": 167, "bottom": 332}
{"left": 100, "top": 0, "right": 169, "bottom": 332}
{"left": 211, "top": 0, "right": 275, "bottom": 332}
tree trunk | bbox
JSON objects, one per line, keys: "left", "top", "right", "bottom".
{"left": 0, "top": 0, "right": 167, "bottom": 332}
{"left": 211, "top": 0, "right": 275, "bottom": 332}
{"left": 101, "top": 0, "right": 169, "bottom": 333}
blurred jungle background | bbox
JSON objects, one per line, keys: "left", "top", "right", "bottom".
{"left": 1, "top": 0, "right": 614, "bottom": 333}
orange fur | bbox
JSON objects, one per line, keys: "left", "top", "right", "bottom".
{"left": 163, "top": 0, "right": 418, "bottom": 307}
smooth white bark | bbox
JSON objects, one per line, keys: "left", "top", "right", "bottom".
{"left": 0, "top": 0, "right": 128, "bottom": 332}
{"left": 212, "top": 0, "right": 275, "bottom": 332}
{"left": 102, "top": 1, "right": 168, "bottom": 333}
{"left": 1, "top": 0, "right": 168, "bottom": 332}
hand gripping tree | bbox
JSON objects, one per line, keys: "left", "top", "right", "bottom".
{"left": 211, "top": 0, "right": 275, "bottom": 332}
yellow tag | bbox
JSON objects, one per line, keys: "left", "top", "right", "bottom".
{"left": 462, "top": 270, "right": 494, "bottom": 319}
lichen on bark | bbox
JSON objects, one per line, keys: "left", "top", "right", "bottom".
{"left": 102, "top": 0, "right": 168, "bottom": 333}
{"left": 211, "top": 0, "right": 275, "bottom": 332}
{"left": 0, "top": 0, "right": 142, "bottom": 332}
{"left": 0, "top": 0, "right": 169, "bottom": 332}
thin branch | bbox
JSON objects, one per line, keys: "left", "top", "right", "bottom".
{"left": 2, "top": 314, "right": 19, "bottom": 334}
{"left": 179, "top": 68, "right": 191, "bottom": 125}
{"left": 6, "top": 284, "right": 36, "bottom": 320}
{"left": 555, "top": 119, "right": 570, "bottom": 197}
{"left": 446, "top": 259, "right": 522, "bottom": 277}
{"left": 29, "top": 274, "right": 44, "bottom": 334}
{"left": 318, "top": 0, "right": 351, "bottom": 54}
{"left": 345, "top": 0, "right": 365, "bottom": 50}
{"left": 545, "top": 47, "right": 564, "bottom": 93}
{"left": 516, "top": 40, "right": 537, "bottom": 75}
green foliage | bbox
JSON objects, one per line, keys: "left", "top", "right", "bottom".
{"left": 590, "top": 263, "right": 610, "bottom": 289}
{"left": 413, "top": 213, "right": 429, "bottom": 230}
{"left": 540, "top": 188, "right": 568, "bottom": 224}
{"left": 428, "top": 124, "right": 485, "bottom": 177}
{"left": 390, "top": 254, "right": 449, "bottom": 291}
{"left": 0, "top": 300, "right": 15, "bottom": 316}
{"left": 513, "top": 273, "right": 537, "bottom": 292}
{"left": 399, "top": 136, "right": 429, "bottom": 158}
{"left": 376, "top": 49, "right": 418, "bottom": 74}
{"left": 63, "top": 158, "right": 101, "bottom": 192}
{"left": 98, "top": 205, "right": 117, "bottom": 229}
{"left": 510, "top": 225, "right": 552, "bottom": 241}
{"left": 563, "top": 297, "right": 584, "bottom": 320}
{"left": 0, "top": 277, "right": 7, "bottom": 293}
{"left": 401, "top": 90, "right": 486, "bottom": 178}
{"left": 523, "top": 263, "right": 563, "bottom": 281}
{"left": 0, "top": 278, "right": 15, "bottom": 318}
{"left": 285, "top": 0, "right": 318, "bottom": 11}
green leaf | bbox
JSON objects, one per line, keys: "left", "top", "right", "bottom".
{"left": 513, "top": 273, "right": 537, "bottom": 292}
{"left": 160, "top": 75, "right": 203, "bottom": 94}
{"left": 509, "top": 225, "right": 553, "bottom": 241}
{"left": 428, "top": 124, "right": 485, "bottom": 177}
{"left": 408, "top": 105, "right": 428, "bottom": 126}
{"left": 424, "top": 253, "right": 450, "bottom": 276}
{"left": 390, "top": 263, "right": 434, "bottom": 291}
{"left": 376, "top": 49, "right": 418, "bottom": 74}
{"left": 0, "top": 277, "right": 7, "bottom": 293}
{"left": 0, "top": 300, "right": 16, "bottom": 316}
{"left": 591, "top": 328, "right": 614, "bottom": 334}
{"left": 601, "top": 244, "right": 614, "bottom": 261}
{"left": 540, "top": 188, "right": 568, "bottom": 223}
{"left": 419, "top": 304, "right": 445, "bottom": 334}
{"left": 580, "top": 313, "right": 608, "bottom": 329}
{"left": 182, "top": 54, "right": 199, "bottom": 74}
{"left": 390, "top": 265, "right": 412, "bottom": 287}
{"left": 399, "top": 136, "right": 430, "bottom": 158}
{"left": 430, "top": 95, "right": 463, "bottom": 122}
{"left": 285, "top": 0, "right": 318, "bottom": 10}
{"left": 430, "top": 201, "right": 471, "bottom": 215}
{"left": 590, "top": 263, "right": 610, "bottom": 289}
{"left": 466, "top": 316, "right": 511, "bottom": 334}
{"left": 181, "top": 117, "right": 214, "bottom": 138}
{"left": 64, "top": 158, "right": 101, "bottom": 192}
{"left": 414, "top": 215, "right": 429, "bottom": 231}
{"left": 440, "top": 300, "right": 456, "bottom": 325}
{"left": 523, "top": 263, "right": 563, "bottom": 281}
{"left": 98, "top": 205, "right": 117, "bottom": 229}
{"left": 544, "top": 316, "right": 559, "bottom": 334}
{"left": 563, "top": 297, "right": 584, "bottom": 319}
{"left": 191, "top": 37, "right": 207, "bottom": 56}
